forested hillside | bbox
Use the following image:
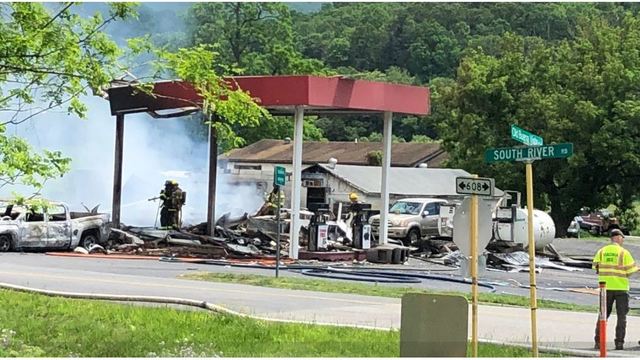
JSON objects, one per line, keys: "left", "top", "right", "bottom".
{"left": 54, "top": 2, "right": 640, "bottom": 232}
{"left": 181, "top": 3, "right": 640, "bottom": 232}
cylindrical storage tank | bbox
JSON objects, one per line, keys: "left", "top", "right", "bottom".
{"left": 495, "top": 208, "right": 555, "bottom": 250}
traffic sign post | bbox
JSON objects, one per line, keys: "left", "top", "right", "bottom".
{"left": 469, "top": 176, "right": 479, "bottom": 358}
{"left": 485, "top": 137, "right": 574, "bottom": 357}
{"left": 456, "top": 176, "right": 494, "bottom": 196}
{"left": 273, "top": 165, "right": 286, "bottom": 278}
{"left": 525, "top": 160, "right": 538, "bottom": 357}
{"left": 511, "top": 124, "right": 543, "bottom": 146}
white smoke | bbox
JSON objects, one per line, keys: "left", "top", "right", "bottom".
{"left": 0, "top": 3, "right": 266, "bottom": 226}
{"left": 1, "top": 95, "right": 264, "bottom": 226}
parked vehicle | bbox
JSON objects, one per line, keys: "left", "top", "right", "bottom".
{"left": 0, "top": 200, "right": 110, "bottom": 252}
{"left": 575, "top": 208, "right": 628, "bottom": 236}
{"left": 369, "top": 198, "right": 449, "bottom": 245}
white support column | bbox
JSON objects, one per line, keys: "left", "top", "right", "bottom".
{"left": 289, "top": 106, "right": 305, "bottom": 259}
{"left": 379, "top": 111, "right": 393, "bottom": 245}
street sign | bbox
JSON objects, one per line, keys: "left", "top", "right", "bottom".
{"left": 511, "top": 124, "right": 543, "bottom": 146}
{"left": 274, "top": 166, "right": 286, "bottom": 186}
{"left": 484, "top": 143, "right": 573, "bottom": 163}
{"left": 456, "top": 176, "right": 494, "bottom": 196}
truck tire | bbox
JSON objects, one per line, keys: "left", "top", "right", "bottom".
{"left": 80, "top": 232, "right": 98, "bottom": 250}
{"left": 0, "top": 234, "right": 12, "bottom": 252}
{"left": 404, "top": 228, "right": 420, "bottom": 246}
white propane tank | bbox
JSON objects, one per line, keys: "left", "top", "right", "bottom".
{"left": 496, "top": 208, "right": 556, "bottom": 250}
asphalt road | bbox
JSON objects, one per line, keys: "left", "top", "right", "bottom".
{"left": 2, "top": 237, "right": 640, "bottom": 356}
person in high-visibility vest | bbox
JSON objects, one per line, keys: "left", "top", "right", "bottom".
{"left": 592, "top": 228, "right": 638, "bottom": 350}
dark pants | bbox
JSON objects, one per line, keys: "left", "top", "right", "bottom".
{"left": 594, "top": 290, "right": 629, "bottom": 345}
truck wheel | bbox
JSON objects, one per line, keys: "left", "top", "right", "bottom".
{"left": 404, "top": 228, "right": 420, "bottom": 246}
{"left": 80, "top": 233, "right": 98, "bottom": 250}
{"left": 589, "top": 226, "right": 600, "bottom": 236}
{"left": 0, "top": 234, "right": 12, "bottom": 252}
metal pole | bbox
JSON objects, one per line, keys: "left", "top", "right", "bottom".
{"left": 206, "top": 115, "right": 218, "bottom": 236}
{"left": 380, "top": 111, "right": 393, "bottom": 245}
{"left": 276, "top": 191, "right": 281, "bottom": 278}
{"left": 111, "top": 114, "right": 125, "bottom": 228}
{"left": 525, "top": 161, "right": 538, "bottom": 357}
{"left": 599, "top": 281, "right": 607, "bottom": 357}
{"left": 289, "top": 106, "right": 304, "bottom": 259}
{"left": 470, "top": 177, "right": 479, "bottom": 357}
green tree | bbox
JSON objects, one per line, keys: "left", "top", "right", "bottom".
{"left": 185, "top": 2, "right": 326, "bottom": 147}
{"left": 432, "top": 15, "right": 640, "bottom": 235}
{"left": 138, "top": 44, "right": 270, "bottom": 152}
{"left": 0, "top": 2, "right": 135, "bottom": 192}
{"left": 188, "top": 2, "right": 325, "bottom": 75}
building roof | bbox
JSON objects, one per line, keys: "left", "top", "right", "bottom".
{"left": 219, "top": 139, "right": 448, "bottom": 168}
{"left": 107, "top": 75, "right": 430, "bottom": 116}
{"left": 309, "top": 164, "right": 504, "bottom": 197}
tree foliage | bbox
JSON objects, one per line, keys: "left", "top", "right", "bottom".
{"left": 134, "top": 44, "right": 271, "bottom": 151}
{"left": 431, "top": 14, "right": 640, "bottom": 233}
{"left": 0, "top": 2, "right": 135, "bottom": 193}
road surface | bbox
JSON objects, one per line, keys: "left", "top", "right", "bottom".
{"left": 1, "top": 252, "right": 640, "bottom": 356}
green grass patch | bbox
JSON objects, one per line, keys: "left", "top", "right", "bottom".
{"left": 0, "top": 289, "right": 557, "bottom": 357}
{"left": 181, "top": 272, "right": 596, "bottom": 313}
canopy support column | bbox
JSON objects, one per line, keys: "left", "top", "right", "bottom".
{"left": 207, "top": 115, "right": 218, "bottom": 236}
{"left": 379, "top": 111, "right": 393, "bottom": 245}
{"left": 111, "top": 114, "right": 125, "bottom": 228}
{"left": 289, "top": 106, "right": 304, "bottom": 259}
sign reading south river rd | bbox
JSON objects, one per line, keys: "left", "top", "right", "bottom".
{"left": 484, "top": 143, "right": 573, "bottom": 163}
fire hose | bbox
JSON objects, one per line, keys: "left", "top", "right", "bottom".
{"left": 159, "top": 257, "right": 496, "bottom": 290}
{"left": 0, "top": 282, "right": 593, "bottom": 357}
{"left": 0, "top": 282, "right": 383, "bottom": 331}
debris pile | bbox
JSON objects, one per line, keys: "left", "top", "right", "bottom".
{"left": 105, "top": 209, "right": 313, "bottom": 259}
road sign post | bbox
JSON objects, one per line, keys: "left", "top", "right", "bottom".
{"left": 485, "top": 139, "right": 573, "bottom": 357}
{"left": 525, "top": 161, "right": 538, "bottom": 357}
{"left": 511, "top": 124, "right": 543, "bottom": 146}
{"left": 470, "top": 177, "right": 479, "bottom": 357}
{"left": 273, "top": 166, "right": 286, "bottom": 278}
{"left": 455, "top": 175, "right": 492, "bottom": 357}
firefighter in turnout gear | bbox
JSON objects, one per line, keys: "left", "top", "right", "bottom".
{"left": 159, "top": 180, "right": 186, "bottom": 229}
{"left": 593, "top": 228, "right": 638, "bottom": 350}
{"left": 264, "top": 185, "right": 285, "bottom": 215}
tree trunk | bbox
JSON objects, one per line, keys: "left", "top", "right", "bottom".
{"left": 548, "top": 191, "right": 575, "bottom": 238}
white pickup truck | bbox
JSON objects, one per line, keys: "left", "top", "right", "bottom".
{"left": 0, "top": 200, "right": 110, "bottom": 252}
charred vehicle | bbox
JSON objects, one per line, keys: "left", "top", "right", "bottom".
{"left": 576, "top": 208, "right": 628, "bottom": 235}
{"left": 0, "top": 200, "right": 110, "bottom": 252}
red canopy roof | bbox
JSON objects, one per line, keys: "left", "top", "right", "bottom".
{"left": 107, "top": 75, "right": 430, "bottom": 116}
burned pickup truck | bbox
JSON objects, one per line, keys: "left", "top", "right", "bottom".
{"left": 0, "top": 200, "right": 110, "bottom": 252}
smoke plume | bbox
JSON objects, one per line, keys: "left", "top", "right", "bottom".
{"left": 2, "top": 95, "right": 264, "bottom": 226}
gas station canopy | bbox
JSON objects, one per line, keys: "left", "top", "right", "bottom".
{"left": 106, "top": 75, "right": 430, "bottom": 259}
{"left": 107, "top": 75, "right": 430, "bottom": 116}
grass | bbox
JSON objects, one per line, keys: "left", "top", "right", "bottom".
{"left": 0, "top": 289, "right": 558, "bottom": 357}
{"left": 180, "top": 272, "right": 597, "bottom": 313}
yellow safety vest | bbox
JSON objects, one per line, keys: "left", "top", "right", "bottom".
{"left": 592, "top": 243, "right": 638, "bottom": 291}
